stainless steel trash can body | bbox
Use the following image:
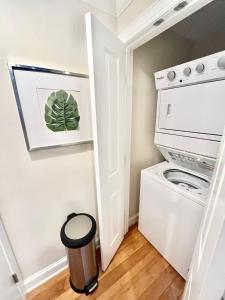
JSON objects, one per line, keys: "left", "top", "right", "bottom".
{"left": 60, "top": 213, "right": 98, "bottom": 295}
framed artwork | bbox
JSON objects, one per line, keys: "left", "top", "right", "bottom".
{"left": 9, "top": 65, "right": 92, "bottom": 151}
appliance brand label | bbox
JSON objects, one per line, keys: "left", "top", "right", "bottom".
{"left": 156, "top": 76, "right": 164, "bottom": 80}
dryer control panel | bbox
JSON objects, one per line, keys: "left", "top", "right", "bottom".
{"left": 155, "top": 50, "right": 225, "bottom": 90}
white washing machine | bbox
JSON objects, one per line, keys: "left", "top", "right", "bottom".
{"left": 139, "top": 50, "right": 225, "bottom": 279}
{"left": 139, "top": 159, "right": 210, "bottom": 279}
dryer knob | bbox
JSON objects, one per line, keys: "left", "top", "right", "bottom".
{"left": 217, "top": 56, "right": 225, "bottom": 69}
{"left": 183, "top": 67, "right": 191, "bottom": 76}
{"left": 167, "top": 71, "right": 176, "bottom": 81}
{"left": 196, "top": 63, "right": 205, "bottom": 73}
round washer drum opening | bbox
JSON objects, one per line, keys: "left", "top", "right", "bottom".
{"left": 163, "top": 169, "right": 210, "bottom": 190}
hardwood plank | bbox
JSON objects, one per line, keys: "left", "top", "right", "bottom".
{"left": 27, "top": 226, "right": 185, "bottom": 300}
{"left": 27, "top": 269, "right": 73, "bottom": 300}
{"left": 77, "top": 246, "right": 158, "bottom": 300}
{"left": 101, "top": 231, "right": 150, "bottom": 277}
{"left": 85, "top": 243, "right": 153, "bottom": 298}
{"left": 138, "top": 265, "right": 178, "bottom": 300}
{"left": 158, "top": 275, "right": 185, "bottom": 300}
{"left": 104, "top": 253, "right": 169, "bottom": 300}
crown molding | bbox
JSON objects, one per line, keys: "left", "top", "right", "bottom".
{"left": 116, "top": 0, "right": 134, "bottom": 17}
{"left": 80, "top": 0, "right": 136, "bottom": 18}
{"left": 119, "top": 0, "right": 213, "bottom": 48}
{"left": 81, "top": 0, "right": 117, "bottom": 17}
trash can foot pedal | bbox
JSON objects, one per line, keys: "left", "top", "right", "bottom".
{"left": 86, "top": 280, "right": 98, "bottom": 295}
{"left": 70, "top": 278, "right": 98, "bottom": 295}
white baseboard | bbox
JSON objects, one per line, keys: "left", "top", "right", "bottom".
{"left": 23, "top": 233, "right": 126, "bottom": 294}
{"left": 129, "top": 213, "right": 139, "bottom": 227}
{"left": 24, "top": 256, "right": 68, "bottom": 294}
{"left": 23, "top": 232, "right": 131, "bottom": 294}
{"left": 24, "top": 237, "right": 100, "bottom": 294}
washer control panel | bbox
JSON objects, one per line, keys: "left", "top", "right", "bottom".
{"left": 158, "top": 146, "right": 215, "bottom": 178}
{"left": 155, "top": 50, "right": 225, "bottom": 90}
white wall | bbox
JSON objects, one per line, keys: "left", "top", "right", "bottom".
{"left": 0, "top": 0, "right": 116, "bottom": 280}
{"left": 130, "top": 30, "right": 193, "bottom": 218}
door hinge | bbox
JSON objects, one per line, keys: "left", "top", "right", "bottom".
{"left": 12, "top": 273, "right": 19, "bottom": 284}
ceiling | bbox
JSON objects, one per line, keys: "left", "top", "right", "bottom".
{"left": 171, "top": 0, "right": 225, "bottom": 42}
{"left": 81, "top": 0, "right": 134, "bottom": 17}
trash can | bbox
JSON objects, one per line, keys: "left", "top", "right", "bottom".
{"left": 60, "top": 213, "right": 98, "bottom": 295}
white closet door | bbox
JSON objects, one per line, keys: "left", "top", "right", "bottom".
{"left": 183, "top": 128, "right": 225, "bottom": 300}
{"left": 85, "top": 13, "right": 126, "bottom": 270}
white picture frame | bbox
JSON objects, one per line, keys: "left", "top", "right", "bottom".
{"left": 9, "top": 65, "right": 92, "bottom": 151}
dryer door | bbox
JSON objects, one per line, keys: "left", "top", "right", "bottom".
{"left": 158, "top": 80, "right": 225, "bottom": 136}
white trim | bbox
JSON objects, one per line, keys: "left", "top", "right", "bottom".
{"left": 24, "top": 257, "right": 68, "bottom": 294}
{"left": 24, "top": 236, "right": 100, "bottom": 294}
{"left": 119, "top": 0, "right": 181, "bottom": 43}
{"left": 80, "top": 0, "right": 135, "bottom": 17}
{"left": 129, "top": 213, "right": 139, "bottom": 227}
{"left": 81, "top": 0, "right": 117, "bottom": 17}
{"left": 124, "top": 47, "right": 134, "bottom": 234}
{"left": 0, "top": 217, "right": 25, "bottom": 299}
{"left": 119, "top": 0, "right": 214, "bottom": 47}
{"left": 116, "top": 0, "right": 135, "bottom": 17}
{"left": 183, "top": 129, "right": 225, "bottom": 299}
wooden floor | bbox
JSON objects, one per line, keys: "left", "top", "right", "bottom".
{"left": 27, "top": 226, "right": 185, "bottom": 300}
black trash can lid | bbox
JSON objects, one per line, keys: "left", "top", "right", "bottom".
{"left": 60, "top": 213, "right": 96, "bottom": 249}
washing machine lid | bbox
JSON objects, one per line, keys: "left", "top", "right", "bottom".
{"left": 158, "top": 145, "right": 215, "bottom": 178}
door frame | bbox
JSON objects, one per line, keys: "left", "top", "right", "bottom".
{"left": 122, "top": 0, "right": 214, "bottom": 233}
{"left": 0, "top": 216, "right": 25, "bottom": 299}
{"left": 182, "top": 128, "right": 225, "bottom": 299}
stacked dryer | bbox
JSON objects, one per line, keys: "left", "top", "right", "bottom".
{"left": 139, "top": 50, "right": 225, "bottom": 279}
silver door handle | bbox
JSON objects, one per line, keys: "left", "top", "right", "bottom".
{"left": 167, "top": 103, "right": 172, "bottom": 117}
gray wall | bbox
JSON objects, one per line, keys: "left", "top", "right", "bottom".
{"left": 191, "top": 35, "right": 225, "bottom": 59}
